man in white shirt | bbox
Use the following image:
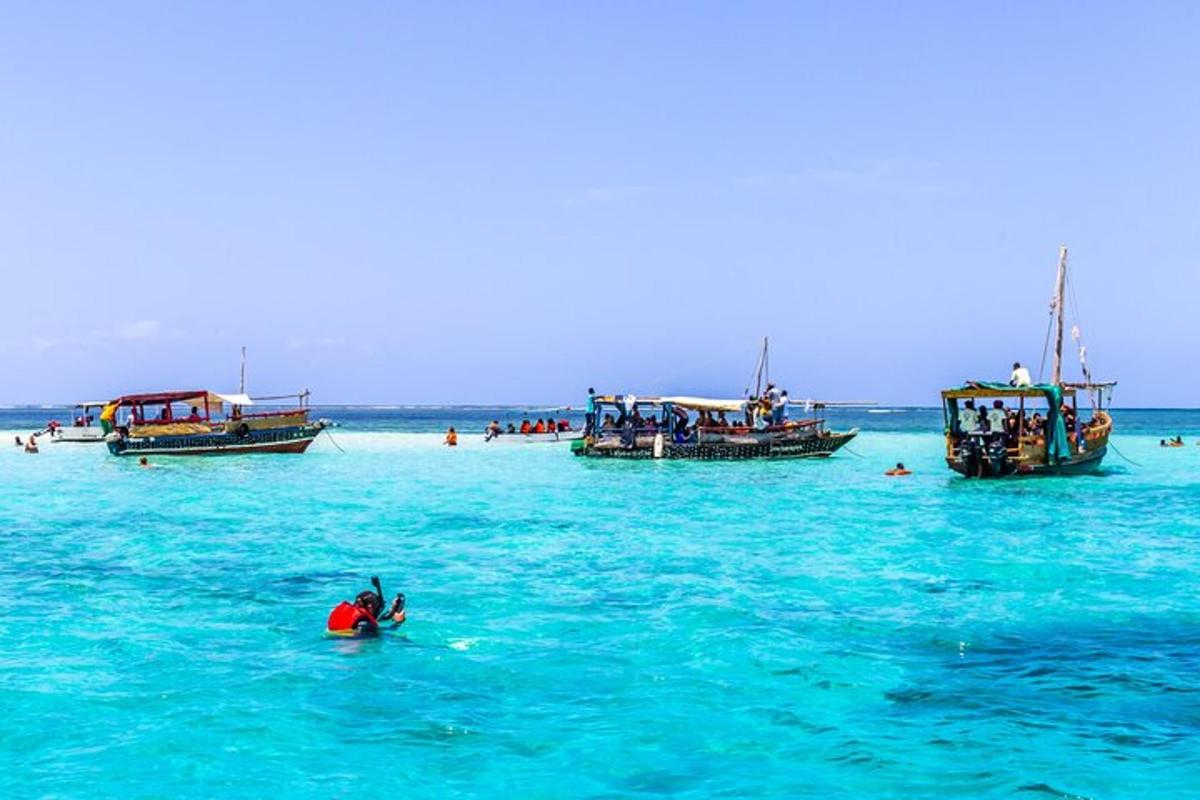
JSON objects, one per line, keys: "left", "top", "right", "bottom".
{"left": 986, "top": 400, "right": 1008, "bottom": 442}
{"left": 959, "top": 400, "right": 981, "bottom": 434}
{"left": 1010, "top": 362, "right": 1032, "bottom": 387}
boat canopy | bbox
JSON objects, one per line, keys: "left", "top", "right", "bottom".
{"left": 594, "top": 394, "right": 832, "bottom": 413}
{"left": 940, "top": 381, "right": 1077, "bottom": 400}
{"left": 111, "top": 390, "right": 254, "bottom": 408}
{"left": 594, "top": 395, "right": 748, "bottom": 413}
{"left": 75, "top": 401, "right": 111, "bottom": 409}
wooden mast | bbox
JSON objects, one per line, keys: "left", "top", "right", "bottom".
{"left": 754, "top": 336, "right": 769, "bottom": 397}
{"left": 239, "top": 346, "right": 247, "bottom": 394}
{"left": 1051, "top": 246, "right": 1067, "bottom": 386}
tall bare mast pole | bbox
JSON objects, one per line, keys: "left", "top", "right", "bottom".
{"left": 755, "top": 336, "right": 769, "bottom": 397}
{"left": 239, "top": 346, "right": 246, "bottom": 395}
{"left": 1051, "top": 245, "right": 1067, "bottom": 386}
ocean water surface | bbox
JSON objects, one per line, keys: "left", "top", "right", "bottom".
{"left": 1, "top": 407, "right": 1198, "bottom": 798}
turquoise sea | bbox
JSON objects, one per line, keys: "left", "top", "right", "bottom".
{"left": 1, "top": 407, "right": 1198, "bottom": 798}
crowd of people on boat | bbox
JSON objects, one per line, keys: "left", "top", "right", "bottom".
{"left": 954, "top": 398, "right": 1096, "bottom": 450}
{"left": 582, "top": 384, "right": 808, "bottom": 448}
{"left": 584, "top": 384, "right": 796, "bottom": 440}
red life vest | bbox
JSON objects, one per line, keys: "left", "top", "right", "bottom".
{"left": 327, "top": 601, "right": 378, "bottom": 634}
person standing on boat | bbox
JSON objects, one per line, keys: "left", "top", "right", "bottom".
{"left": 585, "top": 388, "right": 597, "bottom": 436}
{"left": 1009, "top": 362, "right": 1032, "bottom": 387}
{"left": 986, "top": 400, "right": 1008, "bottom": 444}
{"left": 959, "top": 400, "right": 981, "bottom": 436}
{"left": 773, "top": 389, "right": 790, "bottom": 425}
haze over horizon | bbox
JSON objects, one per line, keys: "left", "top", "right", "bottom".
{"left": 3, "top": 3, "right": 1198, "bottom": 407}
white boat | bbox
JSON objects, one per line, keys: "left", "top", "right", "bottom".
{"left": 484, "top": 429, "right": 583, "bottom": 444}
{"left": 47, "top": 402, "right": 109, "bottom": 443}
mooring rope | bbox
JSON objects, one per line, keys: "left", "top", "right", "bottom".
{"left": 1106, "top": 439, "right": 1141, "bottom": 467}
{"left": 322, "top": 427, "right": 347, "bottom": 453}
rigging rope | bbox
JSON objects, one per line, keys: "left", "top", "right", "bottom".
{"left": 1037, "top": 303, "right": 1054, "bottom": 383}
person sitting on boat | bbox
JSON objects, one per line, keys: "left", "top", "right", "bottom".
{"left": 444, "top": 427, "right": 458, "bottom": 446}
{"left": 1026, "top": 413, "right": 1045, "bottom": 436}
{"left": 519, "top": 419, "right": 532, "bottom": 434}
{"left": 533, "top": 418, "right": 546, "bottom": 434}
{"left": 485, "top": 420, "right": 502, "bottom": 441}
{"left": 671, "top": 410, "right": 690, "bottom": 444}
{"left": 716, "top": 411, "right": 729, "bottom": 429}
{"left": 742, "top": 397, "right": 757, "bottom": 427}
{"left": 959, "top": 400, "right": 981, "bottom": 436}
{"left": 186, "top": 406, "right": 202, "bottom": 423}
{"left": 1009, "top": 362, "right": 1032, "bottom": 387}
{"left": 1060, "top": 403, "right": 1076, "bottom": 432}
{"left": 506, "top": 422, "right": 516, "bottom": 434}
{"left": 621, "top": 416, "right": 638, "bottom": 449}
{"left": 601, "top": 414, "right": 617, "bottom": 431}
{"left": 753, "top": 407, "right": 770, "bottom": 431}
{"left": 557, "top": 419, "right": 570, "bottom": 432}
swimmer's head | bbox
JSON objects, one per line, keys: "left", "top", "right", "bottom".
{"left": 355, "top": 590, "right": 382, "bottom": 616}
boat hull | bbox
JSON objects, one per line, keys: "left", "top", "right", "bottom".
{"left": 49, "top": 428, "right": 106, "bottom": 443}
{"left": 486, "top": 431, "right": 583, "bottom": 444}
{"left": 945, "top": 444, "right": 1107, "bottom": 478}
{"left": 106, "top": 423, "right": 324, "bottom": 456}
{"left": 574, "top": 430, "right": 857, "bottom": 460}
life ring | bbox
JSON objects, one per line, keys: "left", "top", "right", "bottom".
{"left": 235, "top": 423, "right": 250, "bottom": 438}
{"left": 885, "top": 469, "right": 912, "bottom": 477}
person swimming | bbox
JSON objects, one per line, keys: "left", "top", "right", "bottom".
{"left": 885, "top": 462, "right": 912, "bottom": 476}
{"left": 24, "top": 434, "right": 39, "bottom": 454}
{"left": 327, "top": 576, "right": 387, "bottom": 636}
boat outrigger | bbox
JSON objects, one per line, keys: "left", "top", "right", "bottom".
{"left": 101, "top": 389, "right": 327, "bottom": 456}
{"left": 941, "top": 246, "right": 1115, "bottom": 478}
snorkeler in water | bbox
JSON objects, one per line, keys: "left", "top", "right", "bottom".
{"left": 327, "top": 577, "right": 405, "bottom": 634}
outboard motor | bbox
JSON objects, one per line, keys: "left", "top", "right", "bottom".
{"left": 986, "top": 438, "right": 1009, "bottom": 477}
{"left": 957, "top": 437, "right": 981, "bottom": 478}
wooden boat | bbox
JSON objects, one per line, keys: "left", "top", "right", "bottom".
{"left": 101, "top": 389, "right": 327, "bottom": 456}
{"left": 46, "top": 402, "right": 109, "bottom": 443}
{"left": 573, "top": 394, "right": 857, "bottom": 460}
{"left": 941, "top": 246, "right": 1116, "bottom": 478}
{"left": 574, "top": 339, "right": 859, "bottom": 461}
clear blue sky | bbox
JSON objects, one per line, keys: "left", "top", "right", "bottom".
{"left": 2, "top": 3, "right": 1197, "bottom": 406}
